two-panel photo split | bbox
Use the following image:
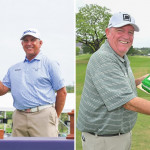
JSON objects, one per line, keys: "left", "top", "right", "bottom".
{"left": 0, "top": 0, "right": 150, "bottom": 150}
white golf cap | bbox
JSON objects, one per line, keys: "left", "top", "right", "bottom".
{"left": 108, "top": 12, "right": 139, "bottom": 32}
{"left": 20, "top": 28, "right": 41, "bottom": 40}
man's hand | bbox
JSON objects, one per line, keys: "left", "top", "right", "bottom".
{"left": 135, "top": 74, "right": 149, "bottom": 86}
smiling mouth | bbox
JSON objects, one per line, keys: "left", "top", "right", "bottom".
{"left": 26, "top": 47, "right": 33, "bottom": 50}
{"left": 120, "top": 41, "right": 129, "bottom": 44}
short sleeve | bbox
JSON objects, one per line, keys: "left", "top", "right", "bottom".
{"left": 2, "top": 69, "right": 11, "bottom": 89}
{"left": 48, "top": 60, "right": 65, "bottom": 91}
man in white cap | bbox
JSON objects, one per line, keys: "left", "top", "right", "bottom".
{"left": 77, "top": 12, "right": 150, "bottom": 150}
{"left": 0, "top": 28, "right": 67, "bottom": 137}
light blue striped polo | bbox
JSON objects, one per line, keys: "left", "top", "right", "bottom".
{"left": 77, "top": 40, "right": 137, "bottom": 135}
{"left": 2, "top": 52, "right": 65, "bottom": 110}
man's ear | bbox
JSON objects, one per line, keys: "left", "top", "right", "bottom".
{"left": 105, "top": 28, "right": 110, "bottom": 39}
{"left": 40, "top": 40, "right": 43, "bottom": 45}
{"left": 39, "top": 40, "right": 43, "bottom": 48}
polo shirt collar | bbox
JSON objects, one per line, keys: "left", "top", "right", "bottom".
{"left": 105, "top": 40, "right": 130, "bottom": 66}
{"left": 24, "top": 51, "right": 42, "bottom": 62}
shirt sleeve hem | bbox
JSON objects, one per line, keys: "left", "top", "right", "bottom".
{"left": 107, "top": 94, "right": 137, "bottom": 111}
{"left": 2, "top": 82, "right": 11, "bottom": 89}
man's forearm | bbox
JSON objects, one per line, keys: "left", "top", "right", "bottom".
{"left": 0, "top": 81, "right": 9, "bottom": 96}
{"left": 55, "top": 87, "right": 67, "bottom": 117}
{"left": 123, "top": 97, "right": 150, "bottom": 115}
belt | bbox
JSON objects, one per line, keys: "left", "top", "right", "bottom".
{"left": 88, "top": 132, "right": 124, "bottom": 137}
{"left": 18, "top": 104, "right": 54, "bottom": 113}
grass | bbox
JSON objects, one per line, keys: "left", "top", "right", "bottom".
{"left": 0, "top": 119, "right": 12, "bottom": 133}
{"left": 76, "top": 54, "right": 150, "bottom": 150}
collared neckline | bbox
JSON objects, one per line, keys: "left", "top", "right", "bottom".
{"left": 24, "top": 51, "right": 42, "bottom": 63}
{"left": 104, "top": 40, "right": 130, "bottom": 66}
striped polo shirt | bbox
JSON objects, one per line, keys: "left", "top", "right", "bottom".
{"left": 77, "top": 40, "right": 137, "bottom": 135}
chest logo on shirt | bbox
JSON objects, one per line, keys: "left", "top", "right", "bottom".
{"left": 33, "top": 68, "right": 40, "bottom": 71}
{"left": 15, "top": 69, "right": 21, "bottom": 71}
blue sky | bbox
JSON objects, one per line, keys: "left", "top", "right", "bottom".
{"left": 76, "top": 0, "right": 150, "bottom": 48}
{"left": 0, "top": 0, "right": 75, "bottom": 86}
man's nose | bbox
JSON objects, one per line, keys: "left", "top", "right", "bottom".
{"left": 26, "top": 41, "right": 32, "bottom": 45}
{"left": 124, "top": 32, "right": 131, "bottom": 39}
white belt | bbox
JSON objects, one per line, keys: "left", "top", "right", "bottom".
{"left": 18, "top": 104, "right": 54, "bottom": 113}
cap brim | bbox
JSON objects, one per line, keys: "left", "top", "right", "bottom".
{"left": 20, "top": 33, "right": 40, "bottom": 40}
{"left": 113, "top": 22, "right": 139, "bottom": 32}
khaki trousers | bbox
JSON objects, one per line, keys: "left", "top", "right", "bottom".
{"left": 82, "top": 132, "right": 132, "bottom": 150}
{"left": 12, "top": 106, "right": 58, "bottom": 137}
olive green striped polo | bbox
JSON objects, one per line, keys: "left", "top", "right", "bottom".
{"left": 77, "top": 40, "right": 137, "bottom": 135}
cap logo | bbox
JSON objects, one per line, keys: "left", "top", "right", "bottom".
{"left": 23, "top": 30, "right": 36, "bottom": 35}
{"left": 123, "top": 14, "right": 131, "bottom": 22}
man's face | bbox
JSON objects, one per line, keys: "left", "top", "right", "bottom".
{"left": 106, "top": 25, "right": 134, "bottom": 57}
{"left": 21, "top": 35, "right": 43, "bottom": 61}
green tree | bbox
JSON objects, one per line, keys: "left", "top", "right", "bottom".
{"left": 66, "top": 85, "right": 74, "bottom": 93}
{"left": 82, "top": 44, "right": 93, "bottom": 54}
{"left": 76, "top": 4, "right": 111, "bottom": 53}
{"left": 76, "top": 47, "right": 80, "bottom": 55}
{"left": 127, "top": 46, "right": 136, "bottom": 55}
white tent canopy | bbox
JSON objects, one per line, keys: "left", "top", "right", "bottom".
{"left": 0, "top": 93, "right": 75, "bottom": 113}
